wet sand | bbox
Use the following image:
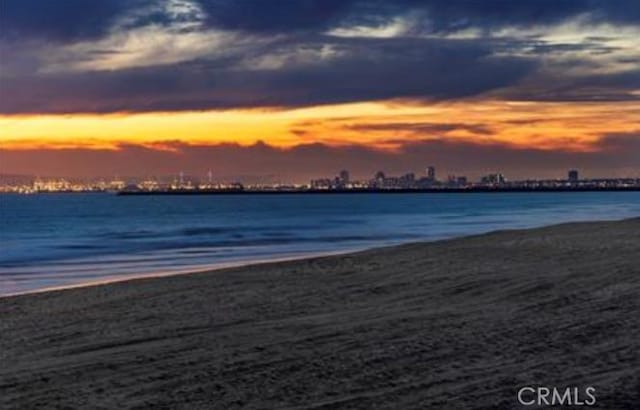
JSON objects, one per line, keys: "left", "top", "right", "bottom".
{"left": 1, "top": 219, "right": 639, "bottom": 409}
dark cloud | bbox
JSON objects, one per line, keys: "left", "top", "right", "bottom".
{"left": 595, "top": 132, "right": 640, "bottom": 153}
{"left": 194, "top": 1, "right": 640, "bottom": 35}
{"left": 0, "top": 37, "right": 535, "bottom": 113}
{"left": 196, "top": 0, "right": 354, "bottom": 33}
{"left": 349, "top": 122, "right": 493, "bottom": 135}
{"left": 496, "top": 69, "right": 640, "bottom": 102}
{"left": 0, "top": 0, "right": 153, "bottom": 41}
{"left": 390, "top": 0, "right": 640, "bottom": 32}
{"left": 0, "top": 0, "right": 639, "bottom": 113}
{"left": 3, "top": 1, "right": 638, "bottom": 43}
{"left": 2, "top": 135, "right": 638, "bottom": 181}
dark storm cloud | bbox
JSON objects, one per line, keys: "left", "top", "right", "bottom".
{"left": 388, "top": 0, "right": 640, "bottom": 31}
{"left": 2, "top": 134, "right": 639, "bottom": 181}
{"left": 1, "top": 0, "right": 639, "bottom": 113}
{"left": 0, "top": 37, "right": 535, "bottom": 113}
{"left": 3, "top": 1, "right": 638, "bottom": 41}
{"left": 0, "top": 0, "right": 154, "bottom": 41}
{"left": 195, "top": 0, "right": 354, "bottom": 33}
{"left": 192, "top": 0, "right": 640, "bottom": 34}
{"left": 497, "top": 69, "right": 640, "bottom": 102}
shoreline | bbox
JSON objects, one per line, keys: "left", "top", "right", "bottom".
{"left": 2, "top": 217, "right": 638, "bottom": 299}
{"left": 2, "top": 217, "right": 639, "bottom": 408}
{"left": 0, "top": 248, "right": 362, "bottom": 299}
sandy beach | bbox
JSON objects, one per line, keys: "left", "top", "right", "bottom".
{"left": 1, "top": 218, "right": 639, "bottom": 409}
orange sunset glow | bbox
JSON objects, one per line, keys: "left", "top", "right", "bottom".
{"left": 2, "top": 100, "right": 639, "bottom": 152}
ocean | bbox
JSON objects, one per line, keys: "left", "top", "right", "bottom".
{"left": 1, "top": 192, "right": 639, "bottom": 295}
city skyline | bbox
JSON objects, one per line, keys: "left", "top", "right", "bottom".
{"left": 1, "top": 1, "right": 639, "bottom": 179}
{"left": 3, "top": 166, "right": 639, "bottom": 194}
{"left": 1, "top": 165, "right": 638, "bottom": 185}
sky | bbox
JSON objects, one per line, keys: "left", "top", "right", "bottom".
{"left": 1, "top": 0, "right": 639, "bottom": 182}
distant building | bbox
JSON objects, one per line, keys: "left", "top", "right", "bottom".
{"left": 568, "top": 169, "right": 579, "bottom": 183}
{"left": 426, "top": 166, "right": 436, "bottom": 181}
{"left": 109, "top": 178, "right": 126, "bottom": 191}
{"left": 457, "top": 176, "right": 468, "bottom": 186}
{"left": 339, "top": 170, "right": 350, "bottom": 185}
{"left": 372, "top": 171, "right": 385, "bottom": 186}
{"left": 138, "top": 179, "right": 160, "bottom": 191}
{"left": 399, "top": 173, "right": 415, "bottom": 188}
{"left": 402, "top": 173, "right": 415, "bottom": 182}
{"left": 310, "top": 178, "right": 332, "bottom": 189}
{"left": 481, "top": 173, "right": 507, "bottom": 185}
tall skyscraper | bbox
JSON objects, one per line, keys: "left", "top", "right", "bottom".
{"left": 568, "top": 169, "right": 579, "bottom": 183}
{"left": 427, "top": 166, "right": 436, "bottom": 181}
{"left": 339, "top": 170, "right": 350, "bottom": 185}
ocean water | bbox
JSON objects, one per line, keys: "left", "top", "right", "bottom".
{"left": 1, "top": 192, "right": 639, "bottom": 295}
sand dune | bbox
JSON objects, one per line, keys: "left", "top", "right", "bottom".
{"left": 1, "top": 219, "right": 639, "bottom": 409}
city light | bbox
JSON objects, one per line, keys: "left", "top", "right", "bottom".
{"left": 1, "top": 169, "right": 639, "bottom": 194}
